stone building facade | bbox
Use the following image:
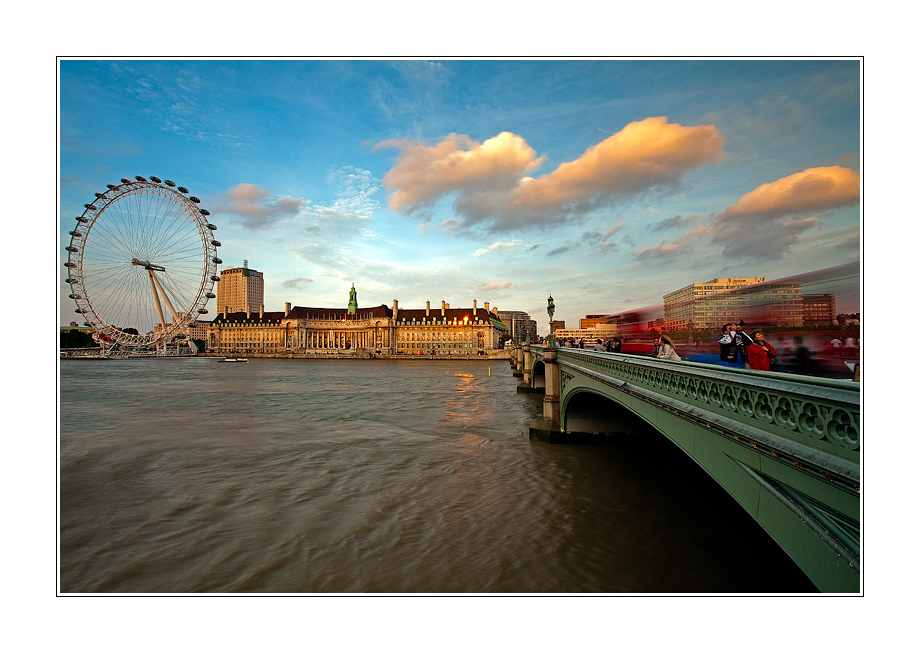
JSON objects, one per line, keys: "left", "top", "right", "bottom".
{"left": 205, "top": 285, "right": 507, "bottom": 356}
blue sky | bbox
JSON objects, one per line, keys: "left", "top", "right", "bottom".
{"left": 59, "top": 58, "right": 860, "bottom": 330}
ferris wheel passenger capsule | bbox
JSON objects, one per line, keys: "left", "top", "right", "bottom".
{"left": 150, "top": 176, "right": 161, "bottom": 183}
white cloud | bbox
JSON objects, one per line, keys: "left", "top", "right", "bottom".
{"left": 474, "top": 240, "right": 524, "bottom": 257}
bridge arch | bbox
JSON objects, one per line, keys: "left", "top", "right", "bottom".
{"left": 531, "top": 359, "right": 545, "bottom": 390}
{"left": 523, "top": 344, "right": 860, "bottom": 593}
{"left": 563, "top": 388, "right": 653, "bottom": 437}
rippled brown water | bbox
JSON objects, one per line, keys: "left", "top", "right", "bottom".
{"left": 59, "top": 358, "right": 816, "bottom": 593}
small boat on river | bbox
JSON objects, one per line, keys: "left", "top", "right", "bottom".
{"left": 220, "top": 358, "right": 249, "bottom": 363}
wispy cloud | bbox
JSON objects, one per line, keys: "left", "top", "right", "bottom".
{"left": 283, "top": 277, "right": 314, "bottom": 288}
{"left": 634, "top": 226, "right": 714, "bottom": 262}
{"left": 476, "top": 281, "right": 513, "bottom": 292}
{"left": 837, "top": 232, "right": 860, "bottom": 250}
{"left": 282, "top": 165, "right": 382, "bottom": 268}
{"left": 600, "top": 221, "right": 627, "bottom": 251}
{"left": 213, "top": 183, "right": 306, "bottom": 230}
{"left": 650, "top": 214, "right": 697, "bottom": 232}
{"left": 474, "top": 240, "right": 524, "bottom": 257}
{"left": 377, "top": 116, "right": 724, "bottom": 233}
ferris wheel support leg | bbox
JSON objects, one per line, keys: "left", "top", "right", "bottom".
{"left": 147, "top": 270, "right": 168, "bottom": 336}
{"left": 149, "top": 270, "right": 183, "bottom": 327}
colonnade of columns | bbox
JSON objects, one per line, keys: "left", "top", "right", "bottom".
{"left": 302, "top": 329, "right": 383, "bottom": 350}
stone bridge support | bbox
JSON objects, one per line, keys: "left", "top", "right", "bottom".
{"left": 512, "top": 344, "right": 523, "bottom": 378}
{"left": 529, "top": 347, "right": 562, "bottom": 438}
{"left": 518, "top": 344, "right": 541, "bottom": 393}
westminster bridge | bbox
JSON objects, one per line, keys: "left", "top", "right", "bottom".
{"left": 510, "top": 344, "right": 861, "bottom": 593}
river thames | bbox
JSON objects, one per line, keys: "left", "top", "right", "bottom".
{"left": 59, "top": 357, "right": 815, "bottom": 593}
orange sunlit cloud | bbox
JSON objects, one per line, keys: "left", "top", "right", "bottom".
{"left": 377, "top": 117, "right": 724, "bottom": 232}
{"left": 512, "top": 117, "right": 723, "bottom": 211}
{"left": 709, "top": 165, "right": 860, "bottom": 260}
{"left": 378, "top": 132, "right": 543, "bottom": 214}
{"left": 720, "top": 165, "right": 860, "bottom": 219}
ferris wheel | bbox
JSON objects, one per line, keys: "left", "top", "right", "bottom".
{"left": 64, "top": 176, "right": 221, "bottom": 349}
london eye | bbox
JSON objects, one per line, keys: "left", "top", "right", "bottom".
{"left": 64, "top": 177, "right": 220, "bottom": 350}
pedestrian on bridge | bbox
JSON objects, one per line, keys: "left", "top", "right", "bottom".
{"left": 718, "top": 322, "right": 753, "bottom": 368}
{"left": 656, "top": 335, "right": 681, "bottom": 361}
{"left": 746, "top": 330, "right": 777, "bottom": 371}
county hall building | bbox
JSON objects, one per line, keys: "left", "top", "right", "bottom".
{"left": 205, "top": 282, "right": 507, "bottom": 357}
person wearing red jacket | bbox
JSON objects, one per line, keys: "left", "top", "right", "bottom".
{"left": 747, "top": 330, "right": 777, "bottom": 371}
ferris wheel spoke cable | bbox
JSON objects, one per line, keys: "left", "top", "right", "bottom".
{"left": 88, "top": 269, "right": 139, "bottom": 328}
{"left": 142, "top": 191, "right": 183, "bottom": 248}
{"left": 145, "top": 215, "right": 191, "bottom": 265}
{"left": 90, "top": 215, "right": 142, "bottom": 262}
{"left": 148, "top": 208, "right": 192, "bottom": 258}
{"left": 102, "top": 199, "right": 143, "bottom": 256}
{"left": 150, "top": 232, "right": 199, "bottom": 266}
{"left": 81, "top": 238, "right": 136, "bottom": 267}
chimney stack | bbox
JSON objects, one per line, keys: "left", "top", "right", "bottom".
{"left": 246, "top": 307, "right": 251, "bottom": 319}
{"left": 393, "top": 299, "right": 399, "bottom": 320}
{"left": 441, "top": 300, "right": 446, "bottom": 317}
{"left": 426, "top": 301, "right": 430, "bottom": 316}
{"left": 484, "top": 302, "right": 490, "bottom": 313}
{"left": 224, "top": 305, "right": 229, "bottom": 319}
{"left": 285, "top": 302, "right": 291, "bottom": 315}
{"left": 259, "top": 305, "right": 264, "bottom": 319}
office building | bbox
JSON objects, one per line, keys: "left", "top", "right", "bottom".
{"left": 216, "top": 260, "right": 264, "bottom": 315}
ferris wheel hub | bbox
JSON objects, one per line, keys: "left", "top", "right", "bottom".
{"left": 131, "top": 258, "right": 166, "bottom": 271}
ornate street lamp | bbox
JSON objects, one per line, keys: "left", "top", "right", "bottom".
{"left": 547, "top": 293, "right": 555, "bottom": 346}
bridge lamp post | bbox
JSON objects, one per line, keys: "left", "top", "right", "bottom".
{"left": 547, "top": 294, "right": 555, "bottom": 347}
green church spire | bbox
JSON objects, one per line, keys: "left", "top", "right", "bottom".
{"left": 347, "top": 283, "right": 358, "bottom": 317}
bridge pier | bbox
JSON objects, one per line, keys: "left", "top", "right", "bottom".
{"left": 530, "top": 348, "right": 570, "bottom": 440}
{"left": 512, "top": 344, "right": 523, "bottom": 377}
{"left": 517, "top": 344, "right": 541, "bottom": 393}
